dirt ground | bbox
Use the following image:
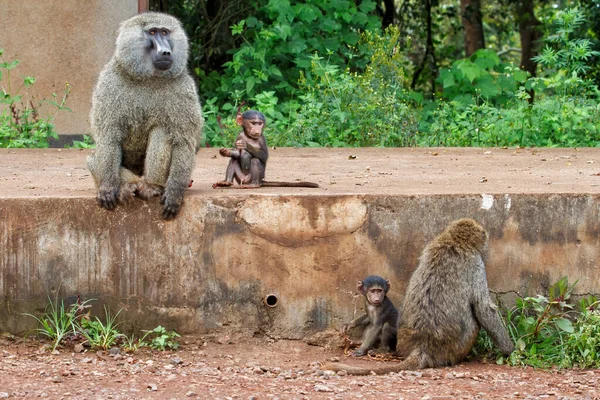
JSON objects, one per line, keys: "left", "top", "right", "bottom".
{"left": 1, "top": 147, "right": 600, "bottom": 197}
{"left": 1, "top": 333, "right": 599, "bottom": 400}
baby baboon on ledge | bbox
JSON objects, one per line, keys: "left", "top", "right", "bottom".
{"left": 323, "top": 218, "right": 514, "bottom": 375}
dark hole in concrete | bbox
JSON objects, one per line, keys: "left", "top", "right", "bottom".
{"left": 264, "top": 294, "right": 278, "bottom": 307}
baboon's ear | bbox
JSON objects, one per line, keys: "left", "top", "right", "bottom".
{"left": 235, "top": 113, "right": 243, "bottom": 126}
{"left": 357, "top": 280, "right": 364, "bottom": 294}
{"left": 385, "top": 279, "right": 391, "bottom": 291}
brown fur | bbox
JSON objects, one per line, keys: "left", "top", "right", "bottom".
{"left": 322, "top": 218, "right": 514, "bottom": 375}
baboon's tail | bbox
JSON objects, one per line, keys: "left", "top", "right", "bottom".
{"left": 320, "top": 355, "right": 420, "bottom": 375}
{"left": 261, "top": 181, "right": 319, "bottom": 188}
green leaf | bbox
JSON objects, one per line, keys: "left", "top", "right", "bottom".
{"left": 473, "top": 49, "right": 500, "bottom": 70}
{"left": 555, "top": 318, "right": 574, "bottom": 333}
{"left": 296, "top": 4, "right": 319, "bottom": 23}
{"left": 513, "top": 70, "right": 527, "bottom": 83}
{"left": 23, "top": 76, "right": 36, "bottom": 87}
{"left": 476, "top": 75, "right": 500, "bottom": 98}
{"left": 246, "top": 17, "right": 258, "bottom": 28}
{"left": 440, "top": 69, "right": 456, "bottom": 88}
{"left": 231, "top": 20, "right": 245, "bottom": 36}
{"left": 246, "top": 77, "right": 256, "bottom": 95}
{"left": 457, "top": 60, "right": 483, "bottom": 83}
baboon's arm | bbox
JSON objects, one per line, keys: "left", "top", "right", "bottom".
{"left": 471, "top": 257, "right": 515, "bottom": 355}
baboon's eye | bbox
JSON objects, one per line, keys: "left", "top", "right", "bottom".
{"left": 149, "top": 29, "right": 156, "bottom": 36}
{"left": 161, "top": 29, "right": 168, "bottom": 36}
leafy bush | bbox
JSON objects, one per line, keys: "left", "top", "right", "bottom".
{"left": 420, "top": 8, "right": 600, "bottom": 148}
{"left": 79, "top": 306, "right": 124, "bottom": 350}
{"left": 0, "top": 49, "right": 71, "bottom": 148}
{"left": 286, "top": 27, "right": 419, "bottom": 147}
{"left": 24, "top": 297, "right": 181, "bottom": 353}
{"left": 23, "top": 296, "right": 93, "bottom": 351}
{"left": 473, "top": 276, "right": 600, "bottom": 369}
{"left": 209, "top": 0, "right": 380, "bottom": 103}
{"left": 142, "top": 325, "right": 181, "bottom": 351}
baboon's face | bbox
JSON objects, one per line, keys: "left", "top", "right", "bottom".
{"left": 115, "top": 13, "right": 189, "bottom": 80}
{"left": 145, "top": 27, "right": 173, "bottom": 71}
{"left": 242, "top": 117, "right": 265, "bottom": 140}
{"left": 366, "top": 286, "right": 386, "bottom": 305}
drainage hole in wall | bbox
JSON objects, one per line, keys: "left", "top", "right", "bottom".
{"left": 264, "top": 294, "right": 278, "bottom": 307}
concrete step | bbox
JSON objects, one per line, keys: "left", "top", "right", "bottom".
{"left": 1, "top": 148, "right": 599, "bottom": 335}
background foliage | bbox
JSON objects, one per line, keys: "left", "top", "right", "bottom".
{"left": 2, "top": 0, "right": 598, "bottom": 148}
{"left": 162, "top": 0, "right": 599, "bottom": 149}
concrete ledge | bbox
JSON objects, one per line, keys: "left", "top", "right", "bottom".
{"left": 1, "top": 148, "right": 599, "bottom": 335}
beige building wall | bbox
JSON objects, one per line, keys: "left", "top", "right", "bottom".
{"left": 0, "top": 0, "right": 139, "bottom": 136}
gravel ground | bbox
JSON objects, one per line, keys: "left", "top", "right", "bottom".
{"left": 1, "top": 334, "right": 599, "bottom": 400}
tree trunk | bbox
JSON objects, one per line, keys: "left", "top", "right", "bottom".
{"left": 380, "top": 0, "right": 396, "bottom": 28}
{"left": 460, "top": 0, "right": 485, "bottom": 57}
{"left": 516, "top": 0, "right": 541, "bottom": 78}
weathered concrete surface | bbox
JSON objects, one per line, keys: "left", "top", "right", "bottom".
{"left": 1, "top": 148, "right": 600, "bottom": 335}
{"left": 0, "top": 0, "right": 137, "bottom": 135}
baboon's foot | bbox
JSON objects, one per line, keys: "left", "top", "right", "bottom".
{"left": 212, "top": 180, "right": 233, "bottom": 189}
{"left": 118, "top": 182, "right": 139, "bottom": 205}
{"left": 137, "top": 181, "right": 165, "bottom": 200}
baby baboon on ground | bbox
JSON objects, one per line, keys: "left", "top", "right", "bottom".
{"left": 87, "top": 12, "right": 204, "bottom": 219}
{"left": 323, "top": 218, "right": 514, "bottom": 374}
{"left": 342, "top": 275, "right": 399, "bottom": 356}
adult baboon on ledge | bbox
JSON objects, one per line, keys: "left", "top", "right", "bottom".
{"left": 87, "top": 12, "right": 204, "bottom": 219}
{"left": 322, "top": 218, "right": 514, "bottom": 374}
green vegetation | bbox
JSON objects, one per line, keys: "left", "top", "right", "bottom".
{"left": 191, "top": 4, "right": 599, "bottom": 149}
{"left": 473, "top": 276, "right": 600, "bottom": 369}
{"left": 23, "top": 296, "right": 94, "bottom": 351}
{"left": 24, "top": 298, "right": 180, "bottom": 353}
{"left": 2, "top": 2, "right": 598, "bottom": 148}
{"left": 79, "top": 306, "right": 124, "bottom": 350}
{"left": 141, "top": 325, "right": 181, "bottom": 351}
{"left": 0, "top": 48, "right": 71, "bottom": 148}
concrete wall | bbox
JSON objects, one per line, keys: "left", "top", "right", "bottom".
{"left": 0, "top": 0, "right": 138, "bottom": 135}
{"left": 1, "top": 194, "right": 599, "bottom": 336}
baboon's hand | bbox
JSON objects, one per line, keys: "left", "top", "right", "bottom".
{"left": 97, "top": 185, "right": 119, "bottom": 210}
{"left": 219, "top": 148, "right": 230, "bottom": 157}
{"left": 161, "top": 188, "right": 184, "bottom": 220}
{"left": 351, "top": 348, "right": 367, "bottom": 357}
{"left": 341, "top": 324, "right": 351, "bottom": 334}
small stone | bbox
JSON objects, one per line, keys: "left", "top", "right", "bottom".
{"left": 51, "top": 376, "right": 63, "bottom": 383}
{"left": 170, "top": 357, "right": 183, "bottom": 365}
{"left": 252, "top": 367, "right": 264, "bottom": 374}
{"left": 314, "top": 384, "right": 333, "bottom": 392}
{"left": 51, "top": 350, "right": 60, "bottom": 355}
{"left": 108, "top": 347, "right": 119, "bottom": 356}
{"left": 73, "top": 344, "right": 85, "bottom": 353}
{"left": 165, "top": 374, "right": 177, "bottom": 382}
{"left": 81, "top": 357, "right": 92, "bottom": 364}
{"left": 337, "top": 370, "right": 348, "bottom": 376}
{"left": 148, "top": 383, "right": 158, "bottom": 391}
{"left": 0, "top": 392, "right": 8, "bottom": 398}
{"left": 186, "top": 391, "right": 197, "bottom": 397}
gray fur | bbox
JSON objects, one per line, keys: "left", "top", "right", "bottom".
{"left": 87, "top": 12, "right": 204, "bottom": 219}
